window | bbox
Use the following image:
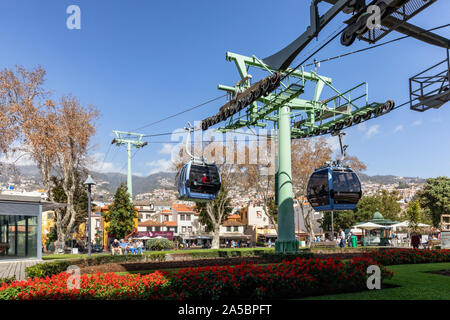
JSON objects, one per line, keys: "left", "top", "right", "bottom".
{"left": 0, "top": 215, "right": 38, "bottom": 259}
{"left": 164, "top": 215, "right": 169, "bottom": 221}
{"left": 182, "top": 226, "right": 187, "bottom": 233}
{"left": 180, "top": 215, "right": 185, "bottom": 221}
{"left": 233, "top": 226, "right": 239, "bottom": 232}
{"left": 188, "top": 226, "right": 192, "bottom": 233}
{"left": 226, "top": 226, "right": 231, "bottom": 232}
{"left": 307, "top": 169, "right": 330, "bottom": 207}
{"left": 186, "top": 214, "right": 191, "bottom": 221}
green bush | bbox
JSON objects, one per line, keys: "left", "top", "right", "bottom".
{"left": 26, "top": 261, "right": 71, "bottom": 279}
{"left": 145, "top": 238, "right": 174, "bottom": 251}
{"left": 84, "top": 254, "right": 145, "bottom": 266}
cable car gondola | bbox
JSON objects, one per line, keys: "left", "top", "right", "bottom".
{"left": 306, "top": 165, "right": 362, "bottom": 212}
{"left": 177, "top": 161, "right": 221, "bottom": 201}
{"left": 306, "top": 132, "right": 362, "bottom": 212}
{"left": 176, "top": 123, "right": 222, "bottom": 201}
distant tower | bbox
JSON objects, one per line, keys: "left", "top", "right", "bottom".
{"left": 111, "top": 131, "right": 148, "bottom": 202}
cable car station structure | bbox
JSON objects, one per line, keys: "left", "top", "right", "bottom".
{"left": 200, "top": 0, "right": 449, "bottom": 253}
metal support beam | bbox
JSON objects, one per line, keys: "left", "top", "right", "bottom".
{"left": 275, "top": 106, "right": 298, "bottom": 253}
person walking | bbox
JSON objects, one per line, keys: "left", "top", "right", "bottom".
{"left": 340, "top": 229, "right": 346, "bottom": 248}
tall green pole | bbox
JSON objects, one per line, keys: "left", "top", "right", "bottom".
{"left": 275, "top": 106, "right": 299, "bottom": 253}
{"left": 127, "top": 142, "right": 133, "bottom": 202}
{"left": 112, "top": 131, "right": 147, "bottom": 204}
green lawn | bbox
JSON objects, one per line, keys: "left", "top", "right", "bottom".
{"left": 303, "top": 262, "right": 450, "bottom": 300}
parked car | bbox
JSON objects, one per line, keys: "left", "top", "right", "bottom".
{"left": 92, "top": 244, "right": 103, "bottom": 253}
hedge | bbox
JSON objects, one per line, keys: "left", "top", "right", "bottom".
{"left": 26, "top": 249, "right": 312, "bottom": 278}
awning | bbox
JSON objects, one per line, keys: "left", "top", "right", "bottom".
{"left": 390, "top": 221, "right": 431, "bottom": 228}
{"left": 220, "top": 234, "right": 251, "bottom": 240}
{"left": 352, "top": 222, "right": 390, "bottom": 230}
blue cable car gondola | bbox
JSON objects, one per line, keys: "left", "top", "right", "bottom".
{"left": 306, "top": 131, "right": 362, "bottom": 212}
{"left": 177, "top": 160, "right": 221, "bottom": 201}
{"left": 306, "top": 165, "right": 362, "bottom": 212}
{"left": 176, "top": 123, "right": 222, "bottom": 201}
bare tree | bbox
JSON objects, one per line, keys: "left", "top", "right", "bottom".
{"left": 0, "top": 65, "right": 47, "bottom": 168}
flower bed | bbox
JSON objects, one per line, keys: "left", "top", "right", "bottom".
{"left": 365, "top": 249, "right": 450, "bottom": 265}
{"left": 0, "top": 256, "right": 392, "bottom": 300}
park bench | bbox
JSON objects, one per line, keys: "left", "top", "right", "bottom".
{"left": 312, "top": 241, "right": 337, "bottom": 248}
{"left": 426, "top": 239, "right": 441, "bottom": 249}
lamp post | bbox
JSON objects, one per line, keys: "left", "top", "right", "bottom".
{"left": 84, "top": 175, "right": 96, "bottom": 257}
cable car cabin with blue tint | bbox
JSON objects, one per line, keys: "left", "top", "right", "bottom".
{"left": 306, "top": 166, "right": 362, "bottom": 212}
{"left": 177, "top": 161, "right": 221, "bottom": 201}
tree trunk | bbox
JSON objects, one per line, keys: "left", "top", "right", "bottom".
{"left": 211, "top": 225, "right": 220, "bottom": 249}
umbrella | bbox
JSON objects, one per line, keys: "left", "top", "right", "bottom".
{"left": 137, "top": 236, "right": 152, "bottom": 240}
{"left": 352, "top": 222, "right": 389, "bottom": 230}
{"left": 390, "top": 221, "right": 431, "bottom": 228}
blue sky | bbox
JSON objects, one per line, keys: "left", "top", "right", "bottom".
{"left": 0, "top": 0, "right": 449, "bottom": 179}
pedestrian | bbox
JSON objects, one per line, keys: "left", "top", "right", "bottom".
{"left": 411, "top": 232, "right": 420, "bottom": 249}
{"left": 340, "top": 229, "right": 346, "bottom": 248}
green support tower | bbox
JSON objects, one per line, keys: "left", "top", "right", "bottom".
{"left": 111, "top": 131, "right": 148, "bottom": 203}
{"left": 202, "top": 52, "right": 394, "bottom": 253}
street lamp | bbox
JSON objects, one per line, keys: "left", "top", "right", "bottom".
{"left": 84, "top": 174, "right": 96, "bottom": 257}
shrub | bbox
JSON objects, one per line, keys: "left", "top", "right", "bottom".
{"left": 0, "top": 271, "right": 169, "bottom": 300}
{"left": 365, "top": 248, "right": 450, "bottom": 265}
{"left": 25, "top": 255, "right": 147, "bottom": 278}
{"left": 145, "top": 239, "right": 174, "bottom": 251}
{"left": 25, "top": 261, "right": 71, "bottom": 279}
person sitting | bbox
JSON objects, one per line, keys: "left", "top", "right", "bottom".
{"left": 201, "top": 173, "right": 210, "bottom": 184}
{"left": 119, "top": 239, "right": 128, "bottom": 255}
{"left": 136, "top": 240, "right": 143, "bottom": 254}
{"left": 111, "top": 239, "right": 121, "bottom": 256}
{"left": 127, "top": 240, "right": 136, "bottom": 254}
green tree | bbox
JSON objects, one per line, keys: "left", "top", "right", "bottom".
{"left": 354, "top": 190, "right": 402, "bottom": 221}
{"left": 376, "top": 189, "right": 402, "bottom": 220}
{"left": 403, "top": 200, "right": 424, "bottom": 231}
{"left": 417, "top": 177, "right": 450, "bottom": 227}
{"left": 102, "top": 183, "right": 137, "bottom": 239}
{"left": 319, "top": 210, "right": 356, "bottom": 232}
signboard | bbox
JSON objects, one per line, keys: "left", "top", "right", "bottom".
{"left": 441, "top": 231, "right": 450, "bottom": 249}
{"left": 136, "top": 231, "right": 174, "bottom": 240}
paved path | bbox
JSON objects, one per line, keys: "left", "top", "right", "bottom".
{"left": 0, "top": 260, "right": 42, "bottom": 281}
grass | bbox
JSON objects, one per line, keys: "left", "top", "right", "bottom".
{"left": 302, "top": 262, "right": 450, "bottom": 300}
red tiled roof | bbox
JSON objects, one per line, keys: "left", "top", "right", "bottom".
{"left": 138, "top": 220, "right": 162, "bottom": 227}
{"left": 163, "top": 221, "right": 177, "bottom": 227}
{"left": 172, "top": 203, "right": 195, "bottom": 213}
{"left": 222, "top": 220, "right": 246, "bottom": 227}
{"left": 228, "top": 214, "right": 241, "bottom": 220}
{"left": 161, "top": 209, "right": 172, "bottom": 213}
